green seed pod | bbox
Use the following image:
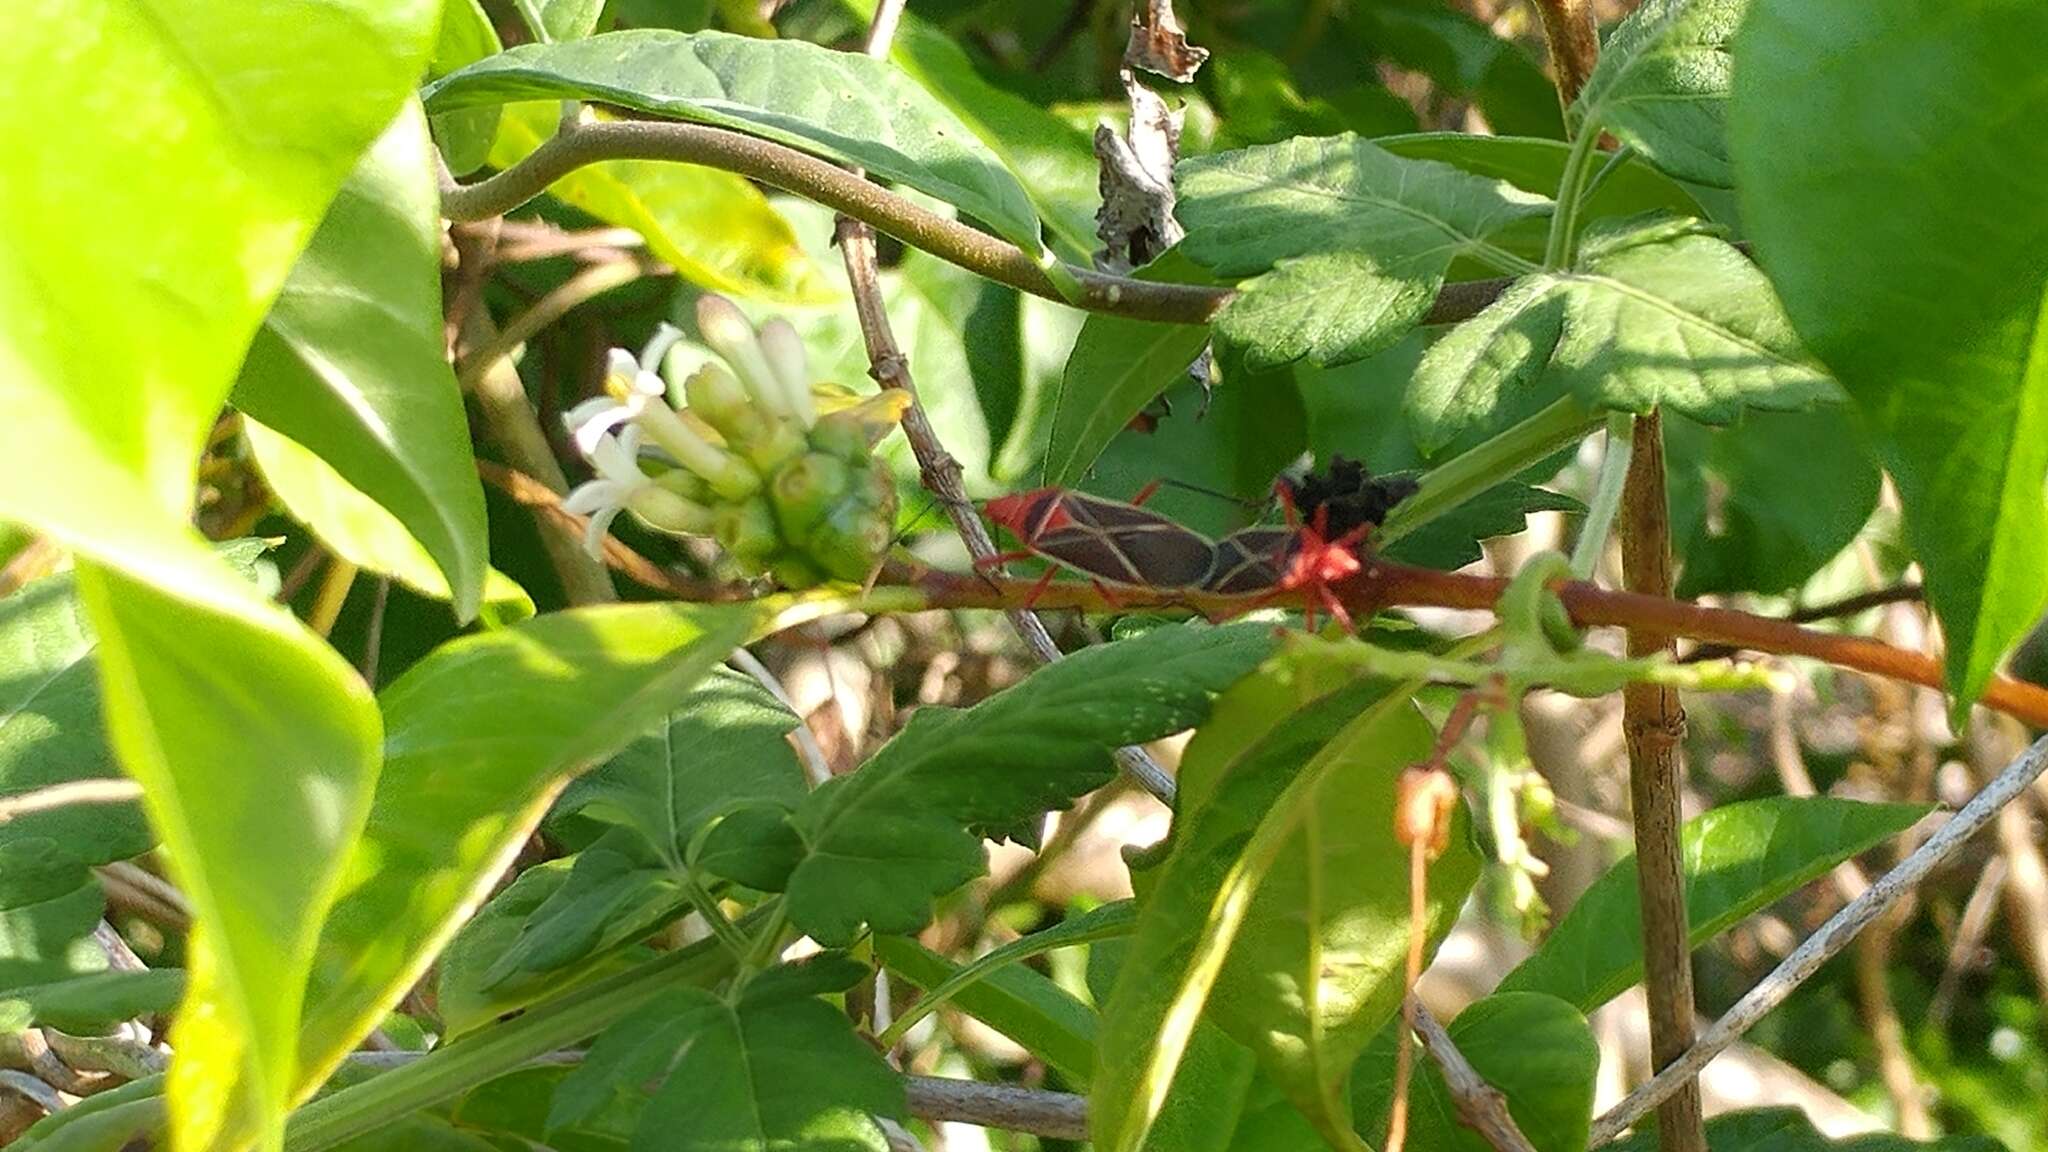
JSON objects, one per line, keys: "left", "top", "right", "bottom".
{"left": 770, "top": 453, "right": 853, "bottom": 538}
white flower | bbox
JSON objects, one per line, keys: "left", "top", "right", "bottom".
{"left": 564, "top": 348, "right": 668, "bottom": 458}
{"left": 561, "top": 424, "right": 655, "bottom": 559}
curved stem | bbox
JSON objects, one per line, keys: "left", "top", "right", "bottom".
{"left": 441, "top": 120, "right": 1228, "bottom": 325}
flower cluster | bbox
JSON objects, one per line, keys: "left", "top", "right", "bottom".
{"left": 563, "top": 296, "right": 907, "bottom": 588}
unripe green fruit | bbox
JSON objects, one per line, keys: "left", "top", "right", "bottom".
{"left": 711, "top": 497, "right": 780, "bottom": 570}
{"left": 806, "top": 413, "right": 871, "bottom": 462}
{"left": 770, "top": 453, "right": 853, "bottom": 537}
{"left": 653, "top": 467, "right": 713, "bottom": 504}
{"left": 770, "top": 554, "right": 826, "bottom": 589}
{"left": 802, "top": 482, "right": 897, "bottom": 583}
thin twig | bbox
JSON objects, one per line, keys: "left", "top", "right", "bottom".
{"left": 0, "top": 1071, "right": 64, "bottom": 1116}
{"left": 455, "top": 258, "right": 652, "bottom": 394}
{"left": 457, "top": 310, "right": 618, "bottom": 606}
{"left": 1528, "top": 0, "right": 1600, "bottom": 108}
{"left": 1588, "top": 734, "right": 2048, "bottom": 1146}
{"left": 0, "top": 779, "right": 144, "bottom": 824}
{"left": 833, "top": 0, "right": 1177, "bottom": 804}
{"left": 728, "top": 647, "right": 833, "bottom": 787}
{"left": 1408, "top": 999, "right": 1540, "bottom": 1152}
{"left": 1684, "top": 583, "right": 1925, "bottom": 663}
{"left": 903, "top": 1076, "right": 1088, "bottom": 1141}
{"left": 95, "top": 861, "right": 191, "bottom": 932}
{"left": 1928, "top": 856, "right": 2005, "bottom": 1027}
{"left": 360, "top": 577, "right": 391, "bottom": 685}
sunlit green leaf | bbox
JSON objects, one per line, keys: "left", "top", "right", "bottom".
{"left": 482, "top": 828, "right": 681, "bottom": 986}
{"left": 429, "top": 0, "right": 504, "bottom": 176}
{"left": 1497, "top": 796, "right": 1926, "bottom": 1011}
{"left": 1570, "top": 0, "right": 1744, "bottom": 186}
{"left": 0, "top": 969, "right": 186, "bottom": 1036}
{"left": 1730, "top": 0, "right": 2048, "bottom": 711}
{"left": 297, "top": 603, "right": 755, "bottom": 1098}
{"left": 855, "top": 0, "right": 1098, "bottom": 261}
{"left": 235, "top": 104, "right": 489, "bottom": 621}
{"left": 1177, "top": 133, "right": 1550, "bottom": 369}
{"left": 877, "top": 934, "right": 1099, "bottom": 1083}
{"left": 0, "top": 2, "right": 434, "bottom": 1140}
{"left": 1409, "top": 217, "right": 1834, "bottom": 453}
{"left": 0, "top": 570, "right": 149, "bottom": 866}
{"left": 424, "top": 29, "right": 1045, "bottom": 251}
{"left": 243, "top": 420, "right": 532, "bottom": 626}
{"left": 553, "top": 669, "right": 805, "bottom": 872}
{"left": 1098, "top": 645, "right": 1475, "bottom": 1148}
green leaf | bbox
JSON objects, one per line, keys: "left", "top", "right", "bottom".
{"left": 0, "top": 839, "right": 106, "bottom": 987}
{"left": 786, "top": 624, "right": 1273, "bottom": 944}
{"left": 429, "top": 0, "right": 504, "bottom": 176}
{"left": 483, "top": 828, "right": 681, "bottom": 985}
{"left": 548, "top": 969, "right": 904, "bottom": 1152}
{"left": 296, "top": 603, "right": 755, "bottom": 1098}
{"left": 553, "top": 668, "right": 806, "bottom": 872}
{"left": 0, "top": 969, "right": 186, "bottom": 1035}
{"left": 1409, "top": 217, "right": 1834, "bottom": 454}
{"left": 1386, "top": 482, "right": 1583, "bottom": 570}
{"left": 1498, "top": 796, "right": 1927, "bottom": 1011}
{"left": 0, "top": 2, "right": 434, "bottom": 1142}
{"left": 1377, "top": 133, "right": 1708, "bottom": 263}
{"left": 1666, "top": 408, "right": 1881, "bottom": 597}
{"left": 437, "top": 861, "right": 600, "bottom": 1038}
{"left": 244, "top": 420, "right": 533, "bottom": 625}
{"left": 876, "top": 934, "right": 1099, "bottom": 1082}
{"left": 516, "top": 0, "right": 604, "bottom": 42}
{"left": 423, "top": 29, "right": 1045, "bottom": 252}
{"left": 1730, "top": 0, "right": 2048, "bottom": 711}
{"left": 0, "top": 570, "right": 149, "bottom": 866}
{"left": 1605, "top": 1107, "right": 2001, "bottom": 1152}
{"left": 235, "top": 104, "right": 489, "bottom": 621}
{"left": 1100, "top": 645, "right": 1476, "bottom": 1149}
{"left": 490, "top": 101, "right": 835, "bottom": 305}
{"left": 1570, "top": 0, "right": 1744, "bottom": 186}
{"left": 1043, "top": 250, "right": 1218, "bottom": 486}
{"left": 855, "top": 0, "right": 1099, "bottom": 261}
{"left": 1176, "top": 133, "right": 1551, "bottom": 369}
{"left": 12, "top": 1091, "right": 168, "bottom": 1152}
{"left": 876, "top": 902, "right": 1131, "bottom": 1067}
{"left": 1354, "top": 993, "right": 1598, "bottom": 1152}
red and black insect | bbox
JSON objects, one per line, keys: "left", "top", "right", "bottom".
{"left": 978, "top": 481, "right": 1218, "bottom": 606}
{"left": 980, "top": 456, "right": 1416, "bottom": 628}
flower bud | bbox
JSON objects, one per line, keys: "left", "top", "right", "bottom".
{"left": 626, "top": 486, "right": 715, "bottom": 536}
{"left": 696, "top": 294, "right": 798, "bottom": 425}
{"left": 653, "top": 466, "right": 712, "bottom": 504}
{"left": 757, "top": 317, "right": 817, "bottom": 426}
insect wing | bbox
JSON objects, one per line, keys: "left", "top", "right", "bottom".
{"left": 1030, "top": 493, "right": 1217, "bottom": 588}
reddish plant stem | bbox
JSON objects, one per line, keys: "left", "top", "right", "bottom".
{"left": 888, "top": 560, "right": 2048, "bottom": 728}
